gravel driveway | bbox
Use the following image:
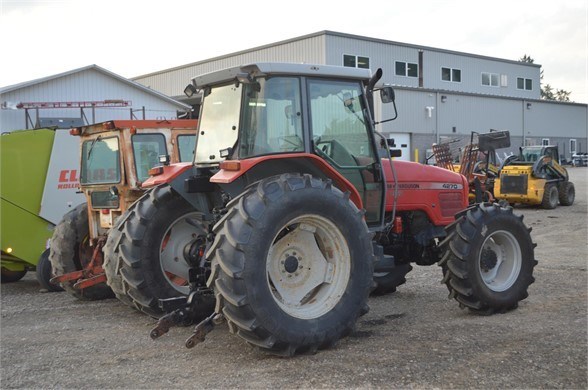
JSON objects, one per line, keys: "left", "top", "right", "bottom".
{"left": 1, "top": 168, "right": 586, "bottom": 389}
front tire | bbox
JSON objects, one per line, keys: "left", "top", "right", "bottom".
{"left": 440, "top": 203, "right": 537, "bottom": 314}
{"left": 207, "top": 174, "right": 374, "bottom": 356}
{"left": 108, "top": 185, "right": 214, "bottom": 318}
{"left": 49, "top": 203, "right": 114, "bottom": 300}
{"left": 372, "top": 264, "right": 413, "bottom": 295}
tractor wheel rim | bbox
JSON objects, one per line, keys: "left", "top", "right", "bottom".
{"left": 159, "top": 212, "right": 206, "bottom": 295}
{"left": 478, "top": 230, "right": 522, "bottom": 292}
{"left": 266, "top": 214, "right": 351, "bottom": 319}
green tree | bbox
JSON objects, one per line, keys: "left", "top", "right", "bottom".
{"left": 519, "top": 55, "right": 572, "bottom": 102}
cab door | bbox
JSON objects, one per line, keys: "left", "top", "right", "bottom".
{"left": 306, "top": 78, "right": 384, "bottom": 225}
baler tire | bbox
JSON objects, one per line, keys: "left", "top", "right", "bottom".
{"left": 541, "top": 184, "right": 558, "bottom": 209}
{"left": 1, "top": 268, "right": 27, "bottom": 283}
{"left": 36, "top": 249, "right": 64, "bottom": 292}
{"left": 111, "top": 185, "right": 214, "bottom": 319}
{"left": 439, "top": 203, "right": 537, "bottom": 314}
{"left": 49, "top": 203, "right": 114, "bottom": 300}
{"left": 207, "top": 173, "right": 373, "bottom": 356}
{"left": 371, "top": 263, "right": 413, "bottom": 295}
{"left": 558, "top": 181, "right": 575, "bottom": 206}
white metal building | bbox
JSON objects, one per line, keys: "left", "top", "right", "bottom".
{"left": 0, "top": 65, "right": 190, "bottom": 133}
{"left": 132, "top": 30, "right": 588, "bottom": 162}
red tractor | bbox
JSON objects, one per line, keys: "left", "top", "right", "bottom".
{"left": 104, "top": 63, "right": 536, "bottom": 355}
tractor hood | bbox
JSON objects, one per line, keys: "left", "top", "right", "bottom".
{"left": 382, "top": 160, "right": 469, "bottom": 225}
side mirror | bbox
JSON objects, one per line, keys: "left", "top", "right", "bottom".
{"left": 380, "top": 87, "right": 395, "bottom": 103}
{"left": 389, "top": 149, "right": 402, "bottom": 158}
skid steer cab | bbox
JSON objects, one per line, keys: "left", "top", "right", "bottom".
{"left": 49, "top": 120, "right": 198, "bottom": 307}
{"left": 109, "top": 62, "right": 536, "bottom": 356}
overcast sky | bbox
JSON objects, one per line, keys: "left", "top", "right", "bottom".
{"left": 1, "top": 0, "right": 586, "bottom": 103}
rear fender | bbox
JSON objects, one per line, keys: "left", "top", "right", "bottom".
{"left": 141, "top": 162, "right": 193, "bottom": 188}
{"left": 210, "top": 153, "right": 363, "bottom": 209}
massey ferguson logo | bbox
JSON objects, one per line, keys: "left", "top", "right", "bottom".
{"left": 387, "top": 182, "right": 464, "bottom": 190}
{"left": 58, "top": 169, "right": 79, "bottom": 189}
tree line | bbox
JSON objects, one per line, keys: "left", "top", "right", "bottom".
{"left": 519, "top": 54, "right": 571, "bottom": 102}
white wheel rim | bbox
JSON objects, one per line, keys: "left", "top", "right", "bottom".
{"left": 266, "top": 214, "right": 351, "bottom": 319}
{"left": 159, "top": 212, "right": 206, "bottom": 295}
{"left": 478, "top": 230, "right": 522, "bottom": 292}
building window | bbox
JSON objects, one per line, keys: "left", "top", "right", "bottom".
{"left": 442, "top": 67, "right": 461, "bottom": 82}
{"left": 570, "top": 139, "right": 577, "bottom": 155}
{"left": 343, "top": 54, "right": 370, "bottom": 69}
{"left": 482, "top": 72, "right": 499, "bottom": 87}
{"left": 517, "top": 77, "right": 533, "bottom": 90}
{"left": 542, "top": 138, "right": 550, "bottom": 146}
{"left": 395, "top": 61, "right": 418, "bottom": 77}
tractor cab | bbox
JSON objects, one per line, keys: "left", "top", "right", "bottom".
{"left": 184, "top": 63, "right": 396, "bottom": 227}
{"left": 73, "top": 120, "right": 197, "bottom": 239}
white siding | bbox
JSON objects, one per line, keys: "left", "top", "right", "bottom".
{"left": 1, "top": 69, "right": 186, "bottom": 132}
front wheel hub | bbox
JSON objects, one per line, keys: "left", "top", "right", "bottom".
{"left": 480, "top": 248, "right": 498, "bottom": 272}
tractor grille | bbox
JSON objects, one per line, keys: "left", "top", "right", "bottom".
{"left": 500, "top": 175, "right": 528, "bottom": 195}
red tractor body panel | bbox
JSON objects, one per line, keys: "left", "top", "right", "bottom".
{"left": 383, "top": 160, "right": 469, "bottom": 226}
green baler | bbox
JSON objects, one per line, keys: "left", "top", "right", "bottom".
{"left": 1, "top": 128, "right": 84, "bottom": 288}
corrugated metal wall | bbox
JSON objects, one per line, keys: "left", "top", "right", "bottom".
{"left": 134, "top": 35, "right": 327, "bottom": 98}
{"left": 0, "top": 69, "right": 185, "bottom": 132}
{"left": 324, "top": 33, "right": 540, "bottom": 100}
{"left": 423, "top": 51, "right": 539, "bottom": 99}
{"left": 379, "top": 88, "right": 588, "bottom": 161}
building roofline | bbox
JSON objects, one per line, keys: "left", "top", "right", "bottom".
{"left": 131, "top": 30, "right": 541, "bottom": 80}
{"left": 0, "top": 65, "right": 190, "bottom": 110}
{"left": 392, "top": 84, "right": 586, "bottom": 107}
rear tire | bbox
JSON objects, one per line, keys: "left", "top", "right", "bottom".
{"left": 36, "top": 249, "right": 64, "bottom": 292}
{"left": 109, "top": 185, "right": 214, "bottom": 319}
{"left": 541, "top": 184, "right": 558, "bottom": 209}
{"left": 558, "top": 181, "right": 575, "bottom": 206}
{"left": 1, "top": 267, "right": 27, "bottom": 283}
{"left": 207, "top": 174, "right": 373, "bottom": 356}
{"left": 440, "top": 203, "right": 537, "bottom": 314}
{"left": 49, "top": 203, "right": 114, "bottom": 300}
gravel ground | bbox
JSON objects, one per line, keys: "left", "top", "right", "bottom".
{"left": 1, "top": 168, "right": 587, "bottom": 389}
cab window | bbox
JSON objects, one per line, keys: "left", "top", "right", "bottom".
{"left": 132, "top": 134, "right": 167, "bottom": 182}
{"left": 80, "top": 136, "right": 121, "bottom": 184}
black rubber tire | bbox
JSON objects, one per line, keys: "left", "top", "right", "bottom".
{"left": 110, "top": 185, "right": 214, "bottom": 319}
{"left": 1, "top": 267, "right": 27, "bottom": 283}
{"left": 102, "top": 222, "right": 134, "bottom": 308}
{"left": 439, "top": 203, "right": 537, "bottom": 314}
{"left": 207, "top": 173, "right": 374, "bottom": 356}
{"left": 36, "top": 249, "right": 64, "bottom": 292}
{"left": 541, "top": 184, "right": 558, "bottom": 209}
{"left": 49, "top": 203, "right": 114, "bottom": 300}
{"left": 371, "top": 264, "right": 413, "bottom": 295}
{"left": 558, "top": 181, "right": 575, "bottom": 206}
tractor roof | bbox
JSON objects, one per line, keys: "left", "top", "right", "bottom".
{"left": 191, "top": 62, "right": 373, "bottom": 89}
